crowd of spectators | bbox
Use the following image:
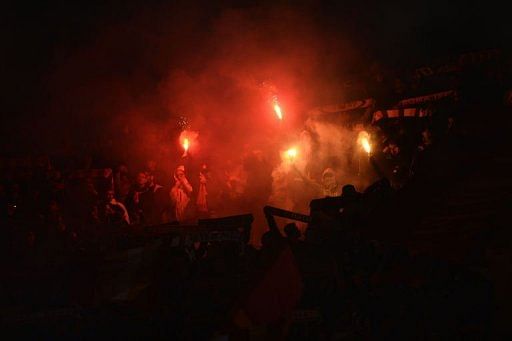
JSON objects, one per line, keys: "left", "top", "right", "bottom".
{"left": 1, "top": 94, "right": 498, "bottom": 339}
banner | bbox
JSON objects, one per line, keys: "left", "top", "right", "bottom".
{"left": 372, "top": 108, "right": 430, "bottom": 123}
{"left": 141, "top": 215, "right": 254, "bottom": 246}
{"left": 308, "top": 98, "right": 375, "bottom": 117}
{"left": 263, "top": 206, "right": 311, "bottom": 223}
{"left": 395, "top": 90, "right": 457, "bottom": 107}
{"left": 167, "top": 229, "right": 246, "bottom": 247}
{"left": 263, "top": 206, "right": 311, "bottom": 234}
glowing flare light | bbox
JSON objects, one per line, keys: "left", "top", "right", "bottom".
{"left": 285, "top": 147, "right": 298, "bottom": 162}
{"left": 274, "top": 103, "right": 283, "bottom": 120}
{"left": 357, "top": 131, "right": 372, "bottom": 155}
{"left": 273, "top": 97, "right": 283, "bottom": 120}
{"left": 178, "top": 129, "right": 198, "bottom": 158}
{"left": 361, "top": 138, "right": 371, "bottom": 154}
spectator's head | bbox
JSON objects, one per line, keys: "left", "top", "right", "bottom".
{"left": 145, "top": 171, "right": 155, "bottom": 187}
{"left": 284, "top": 223, "right": 300, "bottom": 241}
{"left": 136, "top": 172, "right": 148, "bottom": 188}
{"left": 175, "top": 165, "right": 186, "bottom": 181}
{"left": 342, "top": 184, "right": 358, "bottom": 199}
{"left": 322, "top": 168, "right": 337, "bottom": 189}
{"left": 106, "top": 189, "right": 115, "bottom": 202}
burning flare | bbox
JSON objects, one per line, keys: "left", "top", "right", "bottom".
{"left": 273, "top": 98, "right": 283, "bottom": 120}
{"left": 285, "top": 147, "right": 298, "bottom": 162}
{"left": 178, "top": 129, "right": 198, "bottom": 157}
{"left": 357, "top": 131, "right": 372, "bottom": 155}
{"left": 361, "top": 138, "right": 371, "bottom": 154}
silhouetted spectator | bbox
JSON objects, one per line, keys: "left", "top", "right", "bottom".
{"left": 126, "top": 171, "right": 150, "bottom": 224}
{"left": 196, "top": 164, "right": 209, "bottom": 219}
{"left": 114, "top": 163, "right": 131, "bottom": 203}
{"left": 104, "top": 189, "right": 130, "bottom": 225}
{"left": 284, "top": 222, "right": 301, "bottom": 243}
{"left": 170, "top": 165, "right": 193, "bottom": 223}
{"left": 145, "top": 159, "right": 165, "bottom": 187}
{"left": 341, "top": 184, "right": 361, "bottom": 201}
{"left": 139, "top": 173, "right": 166, "bottom": 225}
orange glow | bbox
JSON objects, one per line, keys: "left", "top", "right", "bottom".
{"left": 361, "top": 138, "right": 371, "bottom": 154}
{"left": 357, "top": 131, "right": 372, "bottom": 155}
{"left": 179, "top": 129, "right": 198, "bottom": 157}
{"left": 273, "top": 100, "right": 283, "bottom": 120}
{"left": 182, "top": 137, "right": 190, "bottom": 152}
{"left": 285, "top": 147, "right": 297, "bottom": 162}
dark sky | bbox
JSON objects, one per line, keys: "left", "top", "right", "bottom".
{"left": 1, "top": 0, "right": 509, "bottom": 154}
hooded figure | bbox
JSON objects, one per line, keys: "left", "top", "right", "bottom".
{"left": 321, "top": 168, "right": 341, "bottom": 197}
{"left": 292, "top": 165, "right": 341, "bottom": 198}
{"left": 170, "top": 165, "right": 193, "bottom": 222}
{"left": 196, "top": 165, "right": 209, "bottom": 217}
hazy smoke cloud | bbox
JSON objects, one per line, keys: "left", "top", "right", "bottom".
{"left": 26, "top": 2, "right": 372, "bottom": 240}
{"left": 40, "top": 2, "right": 361, "bottom": 163}
{"left": 267, "top": 117, "right": 374, "bottom": 214}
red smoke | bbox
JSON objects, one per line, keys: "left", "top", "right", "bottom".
{"left": 37, "top": 2, "right": 366, "bottom": 242}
